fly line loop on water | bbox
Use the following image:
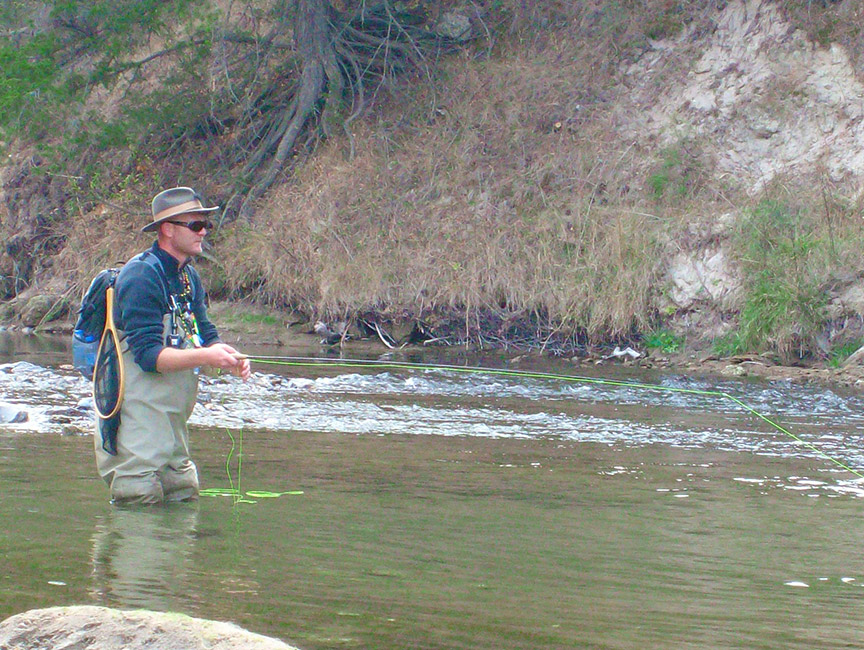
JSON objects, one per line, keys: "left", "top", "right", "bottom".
{"left": 237, "top": 354, "right": 864, "bottom": 481}
{"left": 201, "top": 425, "right": 305, "bottom": 503}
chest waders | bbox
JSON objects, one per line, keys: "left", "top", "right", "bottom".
{"left": 94, "top": 255, "right": 203, "bottom": 505}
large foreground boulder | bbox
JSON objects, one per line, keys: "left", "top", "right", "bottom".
{"left": 0, "top": 606, "right": 301, "bottom": 650}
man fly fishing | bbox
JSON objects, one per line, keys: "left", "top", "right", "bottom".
{"left": 94, "top": 186, "right": 251, "bottom": 505}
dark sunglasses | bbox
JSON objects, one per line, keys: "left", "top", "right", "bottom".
{"left": 166, "top": 219, "right": 213, "bottom": 233}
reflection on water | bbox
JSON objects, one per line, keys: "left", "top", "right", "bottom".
{"left": 0, "top": 330, "right": 70, "bottom": 366}
{"left": 90, "top": 504, "right": 199, "bottom": 611}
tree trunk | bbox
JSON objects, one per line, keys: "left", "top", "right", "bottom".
{"left": 239, "top": 0, "right": 340, "bottom": 218}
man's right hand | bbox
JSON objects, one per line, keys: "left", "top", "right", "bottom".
{"left": 204, "top": 343, "right": 251, "bottom": 380}
{"left": 155, "top": 343, "right": 251, "bottom": 380}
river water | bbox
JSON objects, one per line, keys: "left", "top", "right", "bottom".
{"left": 3, "top": 331, "right": 864, "bottom": 648}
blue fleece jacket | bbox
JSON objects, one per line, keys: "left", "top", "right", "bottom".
{"left": 113, "top": 242, "right": 220, "bottom": 372}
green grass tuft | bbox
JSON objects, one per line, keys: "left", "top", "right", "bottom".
{"left": 828, "top": 340, "right": 864, "bottom": 368}
{"left": 643, "top": 328, "right": 684, "bottom": 354}
{"left": 731, "top": 199, "right": 827, "bottom": 361}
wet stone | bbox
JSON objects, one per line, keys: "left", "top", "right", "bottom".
{"left": 0, "top": 403, "right": 28, "bottom": 423}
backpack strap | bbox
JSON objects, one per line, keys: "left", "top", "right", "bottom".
{"left": 128, "top": 250, "right": 172, "bottom": 307}
{"left": 127, "top": 250, "right": 201, "bottom": 348}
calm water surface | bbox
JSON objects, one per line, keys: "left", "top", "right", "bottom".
{"left": 2, "top": 332, "right": 864, "bottom": 649}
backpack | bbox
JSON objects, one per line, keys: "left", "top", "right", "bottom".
{"left": 72, "top": 268, "right": 121, "bottom": 379}
{"left": 72, "top": 252, "right": 172, "bottom": 379}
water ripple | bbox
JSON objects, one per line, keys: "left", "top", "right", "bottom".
{"left": 3, "top": 361, "right": 864, "bottom": 475}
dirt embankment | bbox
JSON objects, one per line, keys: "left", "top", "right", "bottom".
{"left": 3, "top": 0, "right": 864, "bottom": 386}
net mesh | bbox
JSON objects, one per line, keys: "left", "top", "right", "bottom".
{"left": 93, "top": 329, "right": 122, "bottom": 419}
{"left": 93, "top": 329, "right": 122, "bottom": 455}
{"left": 93, "top": 286, "right": 124, "bottom": 455}
{"left": 98, "top": 411, "right": 120, "bottom": 456}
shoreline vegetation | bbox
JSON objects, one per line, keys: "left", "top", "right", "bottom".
{"left": 2, "top": 1, "right": 864, "bottom": 388}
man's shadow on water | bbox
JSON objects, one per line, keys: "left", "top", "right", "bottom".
{"left": 89, "top": 503, "right": 200, "bottom": 611}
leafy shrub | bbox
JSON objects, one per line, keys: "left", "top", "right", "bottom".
{"left": 0, "top": 34, "right": 67, "bottom": 139}
{"left": 0, "top": 0, "right": 207, "bottom": 147}
{"left": 644, "top": 327, "right": 683, "bottom": 353}
{"left": 732, "top": 200, "right": 826, "bottom": 360}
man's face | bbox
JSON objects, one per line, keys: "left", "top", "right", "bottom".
{"left": 161, "top": 214, "right": 210, "bottom": 261}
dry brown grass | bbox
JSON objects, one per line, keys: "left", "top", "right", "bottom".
{"left": 54, "top": 198, "right": 152, "bottom": 294}
{"left": 783, "top": 0, "right": 864, "bottom": 80}
{"left": 216, "top": 1, "right": 725, "bottom": 339}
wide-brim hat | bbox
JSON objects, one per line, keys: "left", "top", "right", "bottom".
{"left": 142, "top": 186, "right": 219, "bottom": 232}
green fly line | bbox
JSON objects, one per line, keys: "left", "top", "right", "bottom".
{"left": 200, "top": 426, "right": 305, "bottom": 504}
{"left": 238, "top": 354, "right": 864, "bottom": 481}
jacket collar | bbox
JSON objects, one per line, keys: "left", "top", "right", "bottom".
{"left": 152, "top": 241, "right": 189, "bottom": 273}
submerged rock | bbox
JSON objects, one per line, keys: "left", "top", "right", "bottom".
{"left": 0, "top": 606, "right": 301, "bottom": 650}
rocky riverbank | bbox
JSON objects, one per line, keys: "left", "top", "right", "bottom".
{"left": 206, "top": 302, "right": 864, "bottom": 392}
{"left": 5, "top": 296, "right": 864, "bottom": 396}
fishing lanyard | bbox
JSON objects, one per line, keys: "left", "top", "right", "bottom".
{"left": 169, "top": 269, "right": 203, "bottom": 348}
{"left": 237, "top": 354, "right": 864, "bottom": 481}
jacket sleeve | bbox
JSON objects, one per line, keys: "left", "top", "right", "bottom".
{"left": 115, "top": 261, "right": 167, "bottom": 373}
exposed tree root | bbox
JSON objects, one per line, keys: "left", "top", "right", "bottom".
{"left": 220, "top": 0, "right": 455, "bottom": 223}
